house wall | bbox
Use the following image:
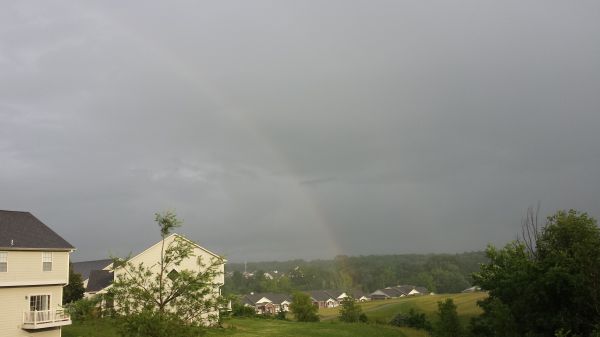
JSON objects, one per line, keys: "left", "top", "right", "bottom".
{"left": 113, "top": 235, "right": 224, "bottom": 285}
{"left": 0, "top": 285, "right": 64, "bottom": 337}
{"left": 111, "top": 234, "right": 225, "bottom": 324}
{"left": 0, "top": 251, "right": 69, "bottom": 286}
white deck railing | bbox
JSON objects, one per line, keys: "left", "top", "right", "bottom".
{"left": 22, "top": 309, "right": 71, "bottom": 329}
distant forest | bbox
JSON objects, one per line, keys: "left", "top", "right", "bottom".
{"left": 223, "top": 251, "right": 487, "bottom": 295}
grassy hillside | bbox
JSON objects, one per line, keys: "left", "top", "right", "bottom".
{"left": 65, "top": 318, "right": 414, "bottom": 337}
{"left": 64, "top": 293, "right": 486, "bottom": 337}
{"left": 320, "top": 292, "right": 486, "bottom": 325}
{"left": 63, "top": 319, "right": 119, "bottom": 337}
{"left": 206, "top": 319, "right": 413, "bottom": 337}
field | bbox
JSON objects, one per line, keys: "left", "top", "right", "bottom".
{"left": 320, "top": 292, "right": 486, "bottom": 325}
{"left": 63, "top": 292, "right": 486, "bottom": 337}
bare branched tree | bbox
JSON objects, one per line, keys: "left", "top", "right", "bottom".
{"left": 520, "top": 203, "right": 542, "bottom": 258}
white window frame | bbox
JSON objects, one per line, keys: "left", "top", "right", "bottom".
{"left": 29, "top": 294, "right": 51, "bottom": 312}
{"left": 0, "top": 251, "right": 7, "bottom": 272}
{"left": 42, "top": 252, "right": 53, "bottom": 272}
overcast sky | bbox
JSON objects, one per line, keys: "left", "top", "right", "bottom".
{"left": 1, "top": 1, "right": 599, "bottom": 262}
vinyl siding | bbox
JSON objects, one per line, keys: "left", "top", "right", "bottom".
{"left": 0, "top": 285, "right": 63, "bottom": 337}
{"left": 113, "top": 234, "right": 224, "bottom": 285}
{"left": 0, "top": 251, "right": 69, "bottom": 286}
{"left": 111, "top": 234, "right": 224, "bottom": 322}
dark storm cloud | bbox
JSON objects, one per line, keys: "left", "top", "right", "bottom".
{"left": 1, "top": 1, "right": 600, "bottom": 262}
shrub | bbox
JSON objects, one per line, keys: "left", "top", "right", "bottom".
{"left": 290, "top": 292, "right": 319, "bottom": 322}
{"left": 432, "top": 299, "right": 463, "bottom": 337}
{"left": 65, "top": 297, "right": 101, "bottom": 321}
{"left": 389, "top": 308, "right": 431, "bottom": 330}
{"left": 231, "top": 303, "right": 256, "bottom": 317}
{"left": 339, "top": 297, "right": 365, "bottom": 323}
{"left": 117, "top": 310, "right": 206, "bottom": 337}
{"left": 276, "top": 310, "right": 287, "bottom": 320}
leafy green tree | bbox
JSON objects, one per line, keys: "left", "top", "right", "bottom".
{"left": 63, "top": 263, "right": 85, "bottom": 303}
{"left": 109, "top": 211, "right": 225, "bottom": 332}
{"left": 231, "top": 301, "right": 256, "bottom": 317}
{"left": 433, "top": 298, "right": 463, "bottom": 337}
{"left": 469, "top": 297, "right": 518, "bottom": 337}
{"left": 473, "top": 209, "right": 600, "bottom": 337}
{"left": 413, "top": 272, "right": 436, "bottom": 293}
{"left": 289, "top": 292, "right": 319, "bottom": 322}
{"left": 390, "top": 308, "right": 432, "bottom": 331}
{"left": 65, "top": 297, "right": 101, "bottom": 321}
{"left": 117, "top": 310, "right": 205, "bottom": 337}
{"left": 338, "top": 297, "right": 364, "bottom": 323}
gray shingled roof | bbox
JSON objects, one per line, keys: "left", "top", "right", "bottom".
{"left": 307, "top": 290, "right": 336, "bottom": 302}
{"left": 264, "top": 293, "right": 291, "bottom": 304}
{"left": 381, "top": 287, "right": 404, "bottom": 297}
{"left": 242, "top": 293, "right": 291, "bottom": 305}
{"left": 0, "top": 210, "right": 74, "bottom": 250}
{"left": 86, "top": 270, "right": 114, "bottom": 292}
{"left": 415, "top": 286, "right": 429, "bottom": 294}
{"left": 72, "top": 259, "right": 112, "bottom": 280}
{"left": 351, "top": 290, "right": 366, "bottom": 298}
{"left": 325, "top": 289, "right": 344, "bottom": 298}
{"left": 393, "top": 285, "right": 415, "bottom": 295}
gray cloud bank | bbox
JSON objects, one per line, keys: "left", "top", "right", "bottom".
{"left": 1, "top": 1, "right": 599, "bottom": 262}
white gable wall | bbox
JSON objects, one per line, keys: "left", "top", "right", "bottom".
{"left": 113, "top": 234, "right": 224, "bottom": 285}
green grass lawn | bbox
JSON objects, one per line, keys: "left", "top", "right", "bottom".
{"left": 64, "top": 318, "right": 413, "bottom": 337}
{"left": 63, "top": 293, "right": 486, "bottom": 337}
{"left": 320, "top": 292, "right": 486, "bottom": 325}
{"left": 63, "top": 319, "right": 120, "bottom": 337}
{"left": 207, "top": 319, "right": 413, "bottom": 337}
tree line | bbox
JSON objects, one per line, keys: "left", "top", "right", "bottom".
{"left": 223, "top": 251, "right": 487, "bottom": 295}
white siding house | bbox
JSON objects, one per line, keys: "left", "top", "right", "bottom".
{"left": 0, "top": 210, "right": 74, "bottom": 337}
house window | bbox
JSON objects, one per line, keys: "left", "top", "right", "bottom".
{"left": 167, "top": 269, "right": 179, "bottom": 281}
{"left": 0, "top": 252, "right": 7, "bottom": 272}
{"left": 30, "top": 295, "right": 50, "bottom": 311}
{"left": 42, "top": 252, "right": 52, "bottom": 272}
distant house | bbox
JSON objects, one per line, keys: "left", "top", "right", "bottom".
{"left": 369, "top": 289, "right": 393, "bottom": 300}
{"left": 0, "top": 210, "right": 75, "bottom": 337}
{"left": 462, "top": 286, "right": 481, "bottom": 293}
{"left": 370, "top": 285, "right": 431, "bottom": 300}
{"left": 392, "top": 285, "right": 414, "bottom": 296}
{"left": 414, "top": 286, "right": 432, "bottom": 295}
{"left": 71, "top": 259, "right": 112, "bottom": 293}
{"left": 242, "top": 293, "right": 291, "bottom": 314}
{"left": 325, "top": 289, "right": 348, "bottom": 302}
{"left": 307, "top": 290, "right": 338, "bottom": 308}
{"left": 243, "top": 289, "right": 367, "bottom": 313}
{"left": 325, "top": 289, "right": 370, "bottom": 302}
{"left": 351, "top": 290, "right": 370, "bottom": 302}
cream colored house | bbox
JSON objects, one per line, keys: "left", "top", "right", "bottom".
{"left": 0, "top": 210, "right": 74, "bottom": 337}
{"left": 74, "top": 233, "right": 225, "bottom": 323}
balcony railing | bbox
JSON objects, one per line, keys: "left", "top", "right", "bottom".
{"left": 22, "top": 309, "right": 72, "bottom": 330}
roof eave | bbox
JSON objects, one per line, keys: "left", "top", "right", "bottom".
{"left": 0, "top": 247, "right": 74, "bottom": 251}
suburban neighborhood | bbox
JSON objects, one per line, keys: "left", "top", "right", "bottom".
{"left": 0, "top": 210, "right": 227, "bottom": 336}
{"left": 2, "top": 1, "right": 600, "bottom": 336}
{"left": 241, "top": 286, "right": 430, "bottom": 314}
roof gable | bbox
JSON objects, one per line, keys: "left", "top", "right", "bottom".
{"left": 0, "top": 210, "right": 74, "bottom": 250}
{"left": 86, "top": 270, "right": 114, "bottom": 292}
{"left": 243, "top": 293, "right": 291, "bottom": 305}
{"left": 104, "top": 233, "right": 224, "bottom": 271}
{"left": 72, "top": 259, "right": 112, "bottom": 280}
{"left": 308, "top": 290, "right": 336, "bottom": 302}
{"left": 369, "top": 290, "right": 389, "bottom": 297}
